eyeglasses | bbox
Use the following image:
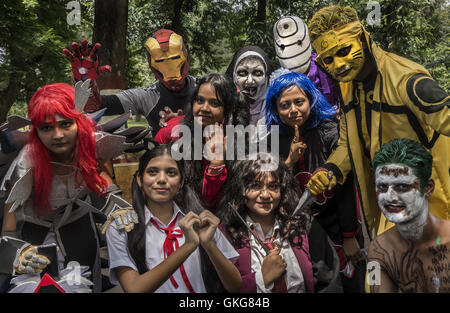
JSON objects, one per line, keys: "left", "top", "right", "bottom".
{"left": 246, "top": 182, "right": 281, "bottom": 194}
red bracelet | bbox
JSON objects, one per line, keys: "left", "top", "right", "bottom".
{"left": 208, "top": 164, "right": 226, "bottom": 170}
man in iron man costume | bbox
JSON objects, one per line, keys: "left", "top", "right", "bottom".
{"left": 63, "top": 29, "right": 196, "bottom": 134}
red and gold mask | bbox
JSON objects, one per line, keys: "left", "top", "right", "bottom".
{"left": 144, "top": 29, "right": 189, "bottom": 91}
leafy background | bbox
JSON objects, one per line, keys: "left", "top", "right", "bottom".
{"left": 1, "top": 0, "right": 448, "bottom": 121}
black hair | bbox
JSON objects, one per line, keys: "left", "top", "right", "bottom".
{"left": 126, "top": 143, "right": 225, "bottom": 292}
{"left": 216, "top": 152, "right": 310, "bottom": 248}
{"left": 182, "top": 73, "right": 250, "bottom": 197}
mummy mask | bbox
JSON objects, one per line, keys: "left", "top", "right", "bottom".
{"left": 273, "top": 16, "right": 312, "bottom": 74}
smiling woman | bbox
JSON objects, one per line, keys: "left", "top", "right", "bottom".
{"left": 106, "top": 144, "right": 242, "bottom": 293}
{"left": 216, "top": 152, "right": 313, "bottom": 293}
{"left": 152, "top": 73, "right": 250, "bottom": 212}
{"left": 192, "top": 82, "right": 225, "bottom": 127}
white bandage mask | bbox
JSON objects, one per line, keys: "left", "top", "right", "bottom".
{"left": 274, "top": 16, "right": 312, "bottom": 74}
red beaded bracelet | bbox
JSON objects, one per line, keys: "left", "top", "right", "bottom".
{"left": 208, "top": 164, "right": 226, "bottom": 170}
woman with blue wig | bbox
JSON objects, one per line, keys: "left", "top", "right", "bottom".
{"left": 264, "top": 71, "right": 367, "bottom": 293}
{"left": 265, "top": 72, "right": 337, "bottom": 171}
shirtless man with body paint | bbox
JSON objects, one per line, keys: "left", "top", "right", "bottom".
{"left": 368, "top": 138, "right": 450, "bottom": 293}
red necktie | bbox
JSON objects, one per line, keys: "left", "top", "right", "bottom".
{"left": 252, "top": 228, "right": 288, "bottom": 293}
{"left": 150, "top": 215, "right": 195, "bottom": 293}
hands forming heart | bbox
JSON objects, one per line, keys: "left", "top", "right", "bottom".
{"left": 178, "top": 210, "right": 220, "bottom": 250}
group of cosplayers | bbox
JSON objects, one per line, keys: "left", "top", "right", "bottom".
{"left": 0, "top": 5, "right": 449, "bottom": 294}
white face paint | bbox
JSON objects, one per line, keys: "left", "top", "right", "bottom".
{"left": 234, "top": 57, "right": 266, "bottom": 101}
{"left": 273, "top": 16, "right": 312, "bottom": 74}
{"left": 375, "top": 164, "right": 427, "bottom": 226}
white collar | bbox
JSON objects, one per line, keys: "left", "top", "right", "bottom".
{"left": 245, "top": 214, "right": 280, "bottom": 240}
{"left": 144, "top": 202, "right": 184, "bottom": 227}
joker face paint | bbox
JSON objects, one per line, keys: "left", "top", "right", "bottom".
{"left": 234, "top": 57, "right": 267, "bottom": 101}
{"left": 375, "top": 164, "right": 428, "bottom": 225}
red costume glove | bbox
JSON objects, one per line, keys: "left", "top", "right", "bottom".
{"left": 62, "top": 38, "right": 112, "bottom": 82}
{"left": 62, "top": 38, "right": 112, "bottom": 112}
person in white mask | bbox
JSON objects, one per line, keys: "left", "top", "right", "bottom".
{"left": 273, "top": 15, "right": 339, "bottom": 111}
{"left": 226, "top": 46, "right": 272, "bottom": 126}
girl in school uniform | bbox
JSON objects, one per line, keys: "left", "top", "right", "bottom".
{"left": 216, "top": 152, "right": 316, "bottom": 293}
{"left": 105, "top": 143, "right": 242, "bottom": 293}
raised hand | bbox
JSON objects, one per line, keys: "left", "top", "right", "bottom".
{"left": 204, "top": 123, "right": 227, "bottom": 167}
{"left": 285, "top": 125, "right": 307, "bottom": 169}
{"left": 261, "top": 248, "right": 287, "bottom": 288}
{"left": 62, "top": 38, "right": 112, "bottom": 82}
{"left": 62, "top": 38, "right": 112, "bottom": 112}
{"left": 159, "top": 107, "right": 184, "bottom": 128}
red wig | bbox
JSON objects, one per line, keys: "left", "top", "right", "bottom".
{"left": 28, "top": 83, "right": 108, "bottom": 216}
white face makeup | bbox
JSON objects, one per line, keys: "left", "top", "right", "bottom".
{"left": 375, "top": 164, "right": 427, "bottom": 225}
{"left": 234, "top": 57, "right": 266, "bottom": 101}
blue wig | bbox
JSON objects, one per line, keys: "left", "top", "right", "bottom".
{"left": 265, "top": 72, "right": 336, "bottom": 132}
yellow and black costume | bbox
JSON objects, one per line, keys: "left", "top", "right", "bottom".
{"left": 311, "top": 17, "right": 450, "bottom": 237}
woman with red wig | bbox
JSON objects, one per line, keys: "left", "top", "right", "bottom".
{"left": 0, "top": 83, "right": 138, "bottom": 293}
{"left": 28, "top": 83, "right": 109, "bottom": 215}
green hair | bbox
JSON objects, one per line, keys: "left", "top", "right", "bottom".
{"left": 372, "top": 138, "right": 433, "bottom": 193}
{"left": 308, "top": 5, "right": 360, "bottom": 42}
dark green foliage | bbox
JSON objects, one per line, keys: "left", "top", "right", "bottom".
{"left": 1, "top": 0, "right": 448, "bottom": 122}
{"left": 0, "top": 0, "right": 92, "bottom": 121}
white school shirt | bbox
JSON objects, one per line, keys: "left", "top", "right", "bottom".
{"left": 106, "top": 203, "right": 239, "bottom": 293}
{"left": 246, "top": 216, "right": 306, "bottom": 293}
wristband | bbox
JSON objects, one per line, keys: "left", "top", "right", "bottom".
{"left": 208, "top": 164, "right": 226, "bottom": 170}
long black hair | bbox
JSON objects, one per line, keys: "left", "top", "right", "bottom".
{"left": 182, "top": 73, "right": 250, "bottom": 198}
{"left": 216, "top": 152, "right": 310, "bottom": 248}
{"left": 126, "top": 143, "right": 225, "bottom": 292}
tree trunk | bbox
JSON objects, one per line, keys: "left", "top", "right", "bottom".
{"left": 93, "top": 0, "right": 128, "bottom": 92}
{"left": 256, "top": 0, "right": 266, "bottom": 27}
{"left": 0, "top": 77, "right": 20, "bottom": 123}
{"left": 171, "top": 0, "right": 184, "bottom": 35}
